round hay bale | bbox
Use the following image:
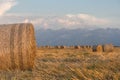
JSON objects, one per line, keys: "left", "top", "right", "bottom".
{"left": 60, "top": 45, "right": 67, "bottom": 49}
{"left": 96, "top": 45, "right": 103, "bottom": 52}
{"left": 55, "top": 46, "right": 61, "bottom": 49}
{"left": 74, "top": 45, "right": 81, "bottom": 49}
{"left": 0, "top": 23, "right": 36, "bottom": 70}
{"left": 92, "top": 45, "right": 96, "bottom": 52}
{"left": 103, "top": 44, "right": 114, "bottom": 52}
{"left": 49, "top": 46, "right": 53, "bottom": 49}
{"left": 92, "top": 45, "right": 103, "bottom": 52}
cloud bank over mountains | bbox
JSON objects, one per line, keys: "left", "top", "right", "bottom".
{"left": 22, "top": 13, "right": 110, "bottom": 29}
{"left": 0, "top": 13, "right": 116, "bottom": 30}
{"left": 0, "top": 0, "right": 17, "bottom": 16}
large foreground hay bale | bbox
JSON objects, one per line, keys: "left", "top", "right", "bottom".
{"left": 0, "top": 23, "right": 36, "bottom": 70}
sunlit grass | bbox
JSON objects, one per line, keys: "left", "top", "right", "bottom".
{"left": 0, "top": 48, "right": 120, "bottom": 80}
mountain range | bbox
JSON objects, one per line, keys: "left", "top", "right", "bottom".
{"left": 35, "top": 28, "right": 120, "bottom": 46}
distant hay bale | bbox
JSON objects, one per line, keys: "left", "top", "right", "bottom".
{"left": 55, "top": 46, "right": 61, "bottom": 49}
{"left": 0, "top": 23, "right": 36, "bottom": 70}
{"left": 92, "top": 46, "right": 96, "bottom": 52}
{"left": 54, "top": 45, "right": 67, "bottom": 49}
{"left": 97, "top": 45, "right": 103, "bottom": 52}
{"left": 93, "top": 45, "right": 103, "bottom": 52}
{"left": 103, "top": 44, "right": 114, "bottom": 52}
{"left": 74, "top": 45, "right": 81, "bottom": 49}
{"left": 60, "top": 45, "right": 67, "bottom": 49}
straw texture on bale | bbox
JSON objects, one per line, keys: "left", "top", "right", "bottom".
{"left": 92, "top": 45, "right": 103, "bottom": 52}
{"left": 103, "top": 44, "right": 114, "bottom": 52}
{"left": 0, "top": 23, "right": 36, "bottom": 70}
{"left": 96, "top": 45, "right": 103, "bottom": 52}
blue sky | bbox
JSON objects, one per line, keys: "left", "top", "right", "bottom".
{"left": 9, "top": 0, "right": 120, "bottom": 18}
{"left": 0, "top": 0, "right": 120, "bottom": 29}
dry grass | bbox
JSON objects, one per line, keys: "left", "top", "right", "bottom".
{"left": 0, "top": 48, "right": 120, "bottom": 80}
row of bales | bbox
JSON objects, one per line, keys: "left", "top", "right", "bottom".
{"left": 93, "top": 44, "right": 114, "bottom": 52}
{"left": 38, "top": 44, "right": 114, "bottom": 52}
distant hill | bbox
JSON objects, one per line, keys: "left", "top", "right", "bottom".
{"left": 35, "top": 28, "right": 120, "bottom": 46}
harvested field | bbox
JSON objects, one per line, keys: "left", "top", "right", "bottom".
{"left": 0, "top": 48, "right": 120, "bottom": 80}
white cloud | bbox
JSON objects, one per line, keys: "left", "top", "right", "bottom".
{"left": 29, "top": 14, "right": 109, "bottom": 29}
{"left": 24, "top": 19, "right": 29, "bottom": 23}
{"left": 65, "top": 14, "right": 109, "bottom": 26}
{"left": 0, "top": 0, "right": 17, "bottom": 16}
{"left": 0, "top": 13, "right": 114, "bottom": 29}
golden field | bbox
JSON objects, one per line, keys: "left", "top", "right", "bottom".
{"left": 0, "top": 48, "right": 120, "bottom": 80}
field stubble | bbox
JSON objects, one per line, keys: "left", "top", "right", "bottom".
{"left": 0, "top": 48, "right": 120, "bottom": 80}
